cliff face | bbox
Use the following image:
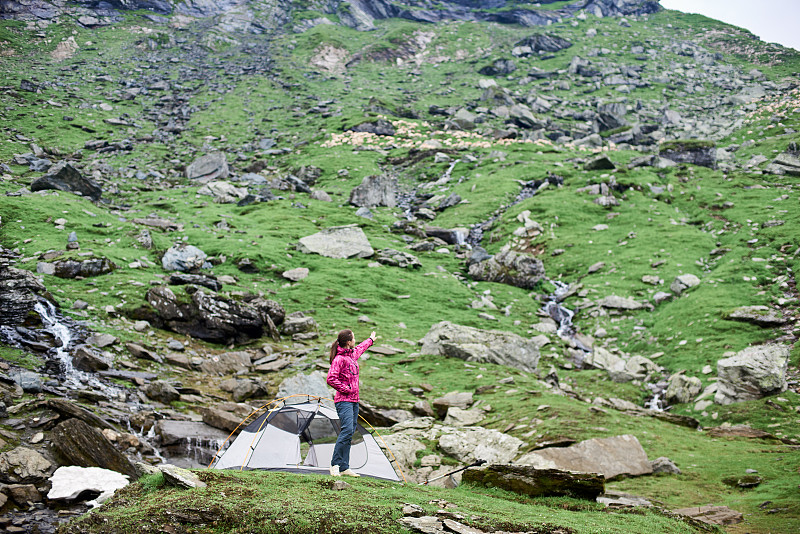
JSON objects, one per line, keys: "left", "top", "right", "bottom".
{"left": 0, "top": 0, "right": 661, "bottom": 30}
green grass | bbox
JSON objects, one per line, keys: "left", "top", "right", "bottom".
{"left": 61, "top": 469, "right": 702, "bottom": 534}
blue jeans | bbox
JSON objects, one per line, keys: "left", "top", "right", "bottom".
{"left": 332, "top": 401, "right": 359, "bottom": 471}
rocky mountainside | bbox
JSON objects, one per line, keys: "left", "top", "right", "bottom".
{"left": 0, "top": 0, "right": 799, "bottom": 533}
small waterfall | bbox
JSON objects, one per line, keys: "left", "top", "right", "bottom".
{"left": 33, "top": 300, "right": 127, "bottom": 401}
{"left": 34, "top": 300, "right": 76, "bottom": 378}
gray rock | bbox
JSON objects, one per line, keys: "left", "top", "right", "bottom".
{"left": 198, "top": 351, "right": 252, "bottom": 375}
{"left": 8, "top": 369, "right": 43, "bottom": 393}
{"left": 420, "top": 321, "right": 541, "bottom": 373}
{"left": 659, "top": 141, "right": 717, "bottom": 169}
{"left": 479, "top": 58, "right": 517, "bottom": 76}
{"left": 0, "top": 264, "right": 46, "bottom": 326}
{"left": 169, "top": 273, "right": 222, "bottom": 292}
{"left": 51, "top": 258, "right": 115, "bottom": 279}
{"left": 443, "top": 407, "right": 486, "bottom": 426}
{"left": 349, "top": 118, "right": 395, "bottom": 136}
{"left": 281, "top": 313, "right": 318, "bottom": 336}
{"left": 72, "top": 345, "right": 111, "bottom": 372}
{"left": 86, "top": 333, "right": 117, "bottom": 348}
{"left": 231, "top": 379, "right": 266, "bottom": 402}
{"left": 674, "top": 505, "right": 743, "bottom": 526}
{"left": 463, "top": 465, "right": 604, "bottom": 500}
{"left": 514, "top": 33, "right": 572, "bottom": 53}
{"left": 375, "top": 249, "right": 421, "bottom": 269}
{"left": 715, "top": 344, "right": 790, "bottom": 405}
{"left": 584, "top": 155, "right": 616, "bottom": 170}
{"left": 598, "top": 295, "right": 642, "bottom": 310}
{"left": 161, "top": 244, "right": 208, "bottom": 272}
{"left": 665, "top": 374, "right": 702, "bottom": 404}
{"left": 186, "top": 153, "right": 228, "bottom": 183}
{"left": 0, "top": 447, "right": 52, "bottom": 484}
{"left": 432, "top": 391, "right": 474, "bottom": 419}
{"left": 282, "top": 267, "right": 309, "bottom": 282}
{"left": 516, "top": 434, "right": 652, "bottom": 479}
{"left": 358, "top": 401, "right": 414, "bottom": 427}
{"left": 125, "top": 342, "right": 163, "bottom": 363}
{"left": 142, "top": 380, "right": 180, "bottom": 404}
{"left": 51, "top": 418, "right": 137, "bottom": 478}
{"left": 424, "top": 226, "right": 468, "bottom": 245}
{"left": 765, "top": 151, "right": 800, "bottom": 176}
{"left": 30, "top": 162, "right": 102, "bottom": 200}
{"left": 439, "top": 427, "right": 523, "bottom": 464}
{"left": 349, "top": 174, "right": 397, "bottom": 208}
{"left": 670, "top": 274, "right": 701, "bottom": 295}
{"left": 277, "top": 371, "right": 332, "bottom": 401}
{"left": 298, "top": 225, "right": 374, "bottom": 259}
{"left": 650, "top": 457, "right": 681, "bottom": 475}
{"left": 197, "top": 181, "right": 248, "bottom": 203}
{"left": 468, "top": 249, "right": 545, "bottom": 289}
{"left": 725, "top": 306, "right": 789, "bottom": 327}
{"left": 310, "top": 190, "right": 332, "bottom": 202}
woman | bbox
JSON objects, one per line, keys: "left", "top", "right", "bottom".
{"left": 326, "top": 328, "right": 376, "bottom": 477}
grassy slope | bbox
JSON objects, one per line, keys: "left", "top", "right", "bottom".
{"left": 1, "top": 5, "right": 799, "bottom": 534}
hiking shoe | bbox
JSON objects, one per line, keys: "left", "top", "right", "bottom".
{"left": 329, "top": 465, "right": 340, "bottom": 476}
{"left": 340, "top": 469, "right": 360, "bottom": 477}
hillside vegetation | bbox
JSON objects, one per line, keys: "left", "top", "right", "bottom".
{"left": 0, "top": 1, "right": 798, "bottom": 533}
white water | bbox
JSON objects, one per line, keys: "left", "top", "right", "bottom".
{"left": 34, "top": 300, "right": 126, "bottom": 400}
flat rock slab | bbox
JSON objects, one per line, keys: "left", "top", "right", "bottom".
{"left": 463, "top": 465, "right": 604, "bottom": 500}
{"left": 516, "top": 434, "right": 652, "bottom": 479}
{"left": 715, "top": 344, "right": 790, "bottom": 405}
{"left": 674, "top": 505, "right": 743, "bottom": 526}
{"left": 159, "top": 464, "right": 206, "bottom": 489}
{"left": 297, "top": 225, "right": 374, "bottom": 259}
{"left": 725, "top": 306, "right": 789, "bottom": 326}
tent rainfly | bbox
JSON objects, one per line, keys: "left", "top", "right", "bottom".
{"left": 209, "top": 396, "right": 403, "bottom": 482}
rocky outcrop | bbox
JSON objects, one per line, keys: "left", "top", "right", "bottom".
{"left": 297, "top": 225, "right": 374, "bottom": 259}
{"left": 375, "top": 249, "right": 421, "bottom": 269}
{"left": 161, "top": 244, "right": 208, "bottom": 272}
{"left": 516, "top": 435, "right": 653, "bottom": 479}
{"left": 138, "top": 285, "right": 284, "bottom": 344}
{"left": 420, "top": 321, "right": 541, "bottom": 373}
{"left": 0, "top": 261, "right": 46, "bottom": 326}
{"left": 349, "top": 118, "right": 395, "bottom": 136}
{"left": 463, "top": 465, "right": 604, "bottom": 500}
{"left": 48, "top": 258, "right": 116, "bottom": 279}
{"left": 715, "top": 344, "right": 790, "bottom": 405}
{"left": 468, "top": 249, "right": 546, "bottom": 289}
{"left": 665, "top": 374, "right": 702, "bottom": 405}
{"left": 30, "top": 162, "right": 102, "bottom": 200}
{"left": 51, "top": 419, "right": 137, "bottom": 478}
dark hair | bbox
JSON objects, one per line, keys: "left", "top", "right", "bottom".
{"left": 329, "top": 329, "right": 354, "bottom": 363}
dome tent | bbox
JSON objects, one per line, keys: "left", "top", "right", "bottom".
{"left": 209, "top": 395, "right": 405, "bottom": 482}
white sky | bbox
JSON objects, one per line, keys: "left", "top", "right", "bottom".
{"left": 660, "top": 0, "right": 800, "bottom": 52}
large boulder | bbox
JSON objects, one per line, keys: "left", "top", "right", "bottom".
{"left": 49, "top": 258, "right": 116, "bottom": 279}
{"left": 142, "top": 286, "right": 284, "bottom": 345}
{"left": 659, "top": 140, "right": 716, "bottom": 169}
{"left": 0, "top": 447, "right": 52, "bottom": 484}
{"left": 277, "top": 371, "right": 332, "bottom": 401}
{"left": 432, "top": 391, "right": 474, "bottom": 419}
{"left": 438, "top": 428, "right": 523, "bottom": 465}
{"left": 715, "top": 344, "right": 790, "bottom": 405}
{"left": 297, "top": 225, "right": 374, "bottom": 259}
{"left": 516, "top": 435, "right": 652, "bottom": 479}
{"left": 142, "top": 380, "right": 181, "bottom": 404}
{"left": 198, "top": 351, "right": 252, "bottom": 375}
{"left": 186, "top": 153, "right": 229, "bottom": 183}
{"left": 463, "top": 465, "right": 603, "bottom": 500}
{"left": 349, "top": 119, "right": 395, "bottom": 136}
{"left": 281, "top": 312, "right": 318, "bottom": 336}
{"left": 420, "top": 321, "right": 541, "bottom": 373}
{"left": 380, "top": 433, "right": 426, "bottom": 475}
{"left": 670, "top": 274, "right": 701, "bottom": 295}
{"left": 349, "top": 175, "right": 397, "bottom": 208}
{"left": 51, "top": 419, "right": 137, "bottom": 478}
{"left": 765, "top": 151, "right": 800, "bottom": 176}
{"left": 514, "top": 33, "right": 572, "bottom": 53}
{"left": 468, "top": 249, "right": 545, "bottom": 290}
{"left": 30, "top": 162, "right": 102, "bottom": 200}
{"left": 161, "top": 244, "right": 208, "bottom": 272}
{"left": 665, "top": 374, "right": 703, "bottom": 405}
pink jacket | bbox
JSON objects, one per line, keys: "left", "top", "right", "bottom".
{"left": 327, "top": 338, "right": 373, "bottom": 403}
